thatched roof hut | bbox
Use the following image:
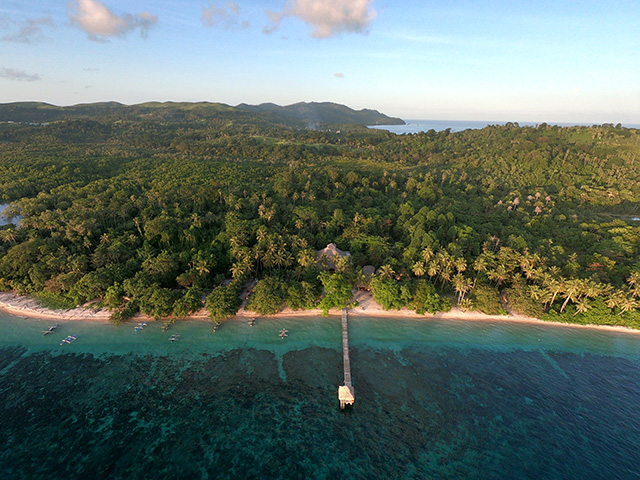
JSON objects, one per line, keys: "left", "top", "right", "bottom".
{"left": 315, "top": 243, "right": 351, "bottom": 271}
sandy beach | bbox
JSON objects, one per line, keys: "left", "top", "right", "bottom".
{"left": 1, "top": 289, "right": 639, "bottom": 335}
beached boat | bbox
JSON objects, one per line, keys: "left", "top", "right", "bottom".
{"left": 60, "top": 334, "right": 76, "bottom": 345}
{"left": 42, "top": 324, "right": 60, "bottom": 336}
{"left": 134, "top": 322, "right": 147, "bottom": 332}
{"left": 279, "top": 328, "right": 288, "bottom": 339}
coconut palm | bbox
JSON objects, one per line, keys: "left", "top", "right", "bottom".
{"left": 452, "top": 273, "right": 473, "bottom": 305}
{"left": 412, "top": 261, "right": 426, "bottom": 277}
{"left": 0, "top": 228, "right": 17, "bottom": 244}
{"left": 559, "top": 278, "right": 584, "bottom": 313}
{"left": 574, "top": 298, "right": 592, "bottom": 315}
{"left": 628, "top": 271, "right": 640, "bottom": 297}
{"left": 421, "top": 246, "right": 435, "bottom": 264}
{"left": 378, "top": 264, "right": 395, "bottom": 281}
{"left": 454, "top": 256, "right": 467, "bottom": 274}
{"left": 297, "top": 249, "right": 315, "bottom": 269}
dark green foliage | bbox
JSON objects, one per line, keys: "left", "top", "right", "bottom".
{"left": 317, "top": 272, "right": 354, "bottom": 315}
{"left": 246, "top": 276, "right": 286, "bottom": 315}
{"left": 370, "top": 276, "right": 413, "bottom": 311}
{"left": 469, "top": 283, "right": 507, "bottom": 316}
{"left": 503, "top": 285, "right": 546, "bottom": 319}
{"left": 206, "top": 284, "right": 241, "bottom": 321}
{"left": 172, "top": 287, "right": 205, "bottom": 319}
{"left": 285, "top": 280, "right": 320, "bottom": 311}
{"left": 411, "top": 280, "right": 451, "bottom": 315}
{"left": 0, "top": 103, "right": 639, "bottom": 326}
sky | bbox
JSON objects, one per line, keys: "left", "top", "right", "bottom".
{"left": 0, "top": 0, "right": 639, "bottom": 123}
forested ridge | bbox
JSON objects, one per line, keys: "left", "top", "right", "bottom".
{"left": 0, "top": 109, "right": 639, "bottom": 328}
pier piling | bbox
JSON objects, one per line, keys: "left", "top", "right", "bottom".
{"left": 338, "top": 308, "right": 355, "bottom": 409}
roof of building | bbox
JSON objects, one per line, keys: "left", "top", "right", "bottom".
{"left": 315, "top": 243, "right": 351, "bottom": 270}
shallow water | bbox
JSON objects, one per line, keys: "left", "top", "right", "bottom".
{"left": 1, "top": 312, "right": 640, "bottom": 479}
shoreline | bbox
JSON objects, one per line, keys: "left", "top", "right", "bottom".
{"left": 1, "top": 290, "right": 639, "bottom": 336}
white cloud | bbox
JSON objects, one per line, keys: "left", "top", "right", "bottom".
{"left": 69, "top": 0, "right": 158, "bottom": 41}
{"left": 0, "top": 67, "right": 41, "bottom": 82}
{"left": 334, "top": 72, "right": 344, "bottom": 78}
{"left": 202, "top": 2, "right": 250, "bottom": 29}
{"left": 2, "top": 17, "right": 55, "bottom": 43}
{"left": 265, "top": 0, "right": 376, "bottom": 38}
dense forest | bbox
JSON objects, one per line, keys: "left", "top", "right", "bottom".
{"left": 0, "top": 102, "right": 639, "bottom": 328}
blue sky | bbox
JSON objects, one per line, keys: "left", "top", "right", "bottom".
{"left": 1, "top": 0, "right": 638, "bottom": 122}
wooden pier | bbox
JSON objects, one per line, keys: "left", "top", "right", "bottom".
{"left": 338, "top": 308, "right": 355, "bottom": 409}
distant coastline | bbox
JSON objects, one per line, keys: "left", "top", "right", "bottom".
{"left": 370, "top": 120, "right": 640, "bottom": 134}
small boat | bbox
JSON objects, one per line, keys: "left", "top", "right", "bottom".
{"left": 169, "top": 334, "right": 180, "bottom": 342}
{"left": 279, "top": 328, "right": 288, "bottom": 339}
{"left": 60, "top": 334, "right": 77, "bottom": 345}
{"left": 134, "top": 321, "right": 147, "bottom": 332}
{"left": 42, "top": 324, "right": 60, "bottom": 336}
{"left": 248, "top": 317, "right": 256, "bottom": 327}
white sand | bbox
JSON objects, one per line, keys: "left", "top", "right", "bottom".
{"left": 1, "top": 290, "right": 639, "bottom": 335}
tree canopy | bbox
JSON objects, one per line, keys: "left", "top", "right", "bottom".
{"left": 0, "top": 106, "right": 638, "bottom": 327}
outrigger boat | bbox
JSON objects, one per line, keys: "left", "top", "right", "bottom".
{"left": 169, "top": 334, "right": 180, "bottom": 342}
{"left": 212, "top": 320, "right": 221, "bottom": 333}
{"left": 248, "top": 317, "right": 256, "bottom": 327}
{"left": 42, "top": 324, "right": 60, "bottom": 336}
{"left": 279, "top": 328, "right": 288, "bottom": 339}
{"left": 60, "top": 334, "right": 77, "bottom": 346}
{"left": 134, "top": 322, "right": 147, "bottom": 332}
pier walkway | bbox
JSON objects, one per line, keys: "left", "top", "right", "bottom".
{"left": 338, "top": 308, "right": 355, "bottom": 409}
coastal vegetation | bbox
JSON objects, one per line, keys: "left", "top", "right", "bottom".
{"left": 0, "top": 103, "right": 638, "bottom": 328}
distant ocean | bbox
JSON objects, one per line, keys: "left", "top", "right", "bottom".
{"left": 2, "top": 311, "right": 640, "bottom": 479}
{"left": 370, "top": 119, "right": 640, "bottom": 134}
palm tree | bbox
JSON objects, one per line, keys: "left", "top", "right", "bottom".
{"left": 606, "top": 290, "right": 627, "bottom": 312}
{"left": 412, "top": 261, "right": 426, "bottom": 277}
{"left": 574, "top": 298, "right": 591, "bottom": 315}
{"left": 452, "top": 273, "right": 472, "bottom": 305}
{"left": 421, "top": 246, "right": 434, "bottom": 264}
{"left": 378, "top": 264, "right": 395, "bottom": 281}
{"left": 0, "top": 228, "right": 17, "bottom": 244}
{"left": 628, "top": 271, "right": 640, "bottom": 297}
{"left": 487, "top": 264, "right": 509, "bottom": 287}
{"left": 559, "top": 278, "right": 584, "bottom": 313}
{"left": 454, "top": 256, "right": 467, "bottom": 274}
{"left": 618, "top": 296, "right": 639, "bottom": 315}
{"left": 297, "top": 249, "right": 315, "bottom": 269}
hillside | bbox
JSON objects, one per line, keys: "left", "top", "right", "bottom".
{"left": 0, "top": 101, "right": 404, "bottom": 128}
{"left": 235, "top": 101, "right": 405, "bottom": 126}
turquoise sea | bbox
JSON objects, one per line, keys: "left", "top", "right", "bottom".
{"left": 1, "top": 311, "right": 640, "bottom": 479}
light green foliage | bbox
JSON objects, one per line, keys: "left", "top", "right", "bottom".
{"left": 33, "top": 290, "right": 77, "bottom": 310}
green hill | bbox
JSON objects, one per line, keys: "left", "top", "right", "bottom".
{"left": 235, "top": 101, "right": 405, "bottom": 126}
{"left": 0, "top": 101, "right": 404, "bottom": 127}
